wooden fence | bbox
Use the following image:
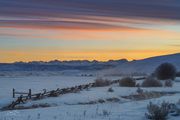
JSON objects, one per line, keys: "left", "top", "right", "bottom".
{"left": 2, "top": 77, "right": 146, "bottom": 110}
{"left": 13, "top": 88, "right": 32, "bottom": 98}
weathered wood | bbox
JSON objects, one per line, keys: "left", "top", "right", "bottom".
{"left": 14, "top": 92, "right": 29, "bottom": 94}
{"left": 12, "top": 89, "right": 32, "bottom": 98}
{"left": 13, "top": 88, "right": 15, "bottom": 98}
{"left": 28, "top": 89, "right": 31, "bottom": 99}
{"left": 3, "top": 77, "right": 147, "bottom": 111}
{"left": 134, "top": 77, "right": 146, "bottom": 80}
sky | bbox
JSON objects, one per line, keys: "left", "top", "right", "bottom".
{"left": 0, "top": 0, "right": 180, "bottom": 63}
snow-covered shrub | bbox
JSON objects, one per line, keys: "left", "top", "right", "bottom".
{"left": 122, "top": 91, "right": 163, "bottom": 100}
{"left": 145, "top": 102, "right": 169, "bottom": 120}
{"left": 106, "top": 97, "right": 120, "bottom": 102}
{"left": 136, "top": 83, "right": 140, "bottom": 87}
{"left": 168, "top": 103, "right": 180, "bottom": 116}
{"left": 155, "top": 63, "right": 176, "bottom": 80}
{"left": 32, "top": 103, "right": 51, "bottom": 108}
{"left": 141, "top": 77, "right": 162, "bottom": 87}
{"left": 108, "top": 87, "right": 114, "bottom": 92}
{"left": 119, "top": 77, "right": 136, "bottom": 87}
{"left": 98, "top": 99, "right": 105, "bottom": 103}
{"left": 164, "top": 80, "right": 173, "bottom": 87}
{"left": 146, "top": 101, "right": 180, "bottom": 119}
{"left": 94, "top": 78, "right": 111, "bottom": 87}
{"left": 102, "top": 110, "right": 111, "bottom": 116}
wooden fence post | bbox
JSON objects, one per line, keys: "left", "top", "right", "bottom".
{"left": 43, "top": 89, "right": 46, "bottom": 94}
{"left": 29, "top": 89, "right": 31, "bottom": 99}
{"left": 13, "top": 88, "right": 15, "bottom": 98}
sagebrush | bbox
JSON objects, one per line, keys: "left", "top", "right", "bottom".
{"left": 164, "top": 80, "right": 173, "bottom": 87}
{"left": 141, "top": 77, "right": 162, "bottom": 87}
{"left": 155, "top": 63, "right": 176, "bottom": 80}
{"left": 145, "top": 102, "right": 169, "bottom": 120}
{"left": 94, "top": 78, "right": 111, "bottom": 87}
{"left": 119, "top": 77, "right": 136, "bottom": 87}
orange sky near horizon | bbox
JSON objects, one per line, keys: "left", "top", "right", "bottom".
{"left": 0, "top": 49, "right": 180, "bottom": 63}
{"left": 0, "top": 25, "right": 180, "bottom": 63}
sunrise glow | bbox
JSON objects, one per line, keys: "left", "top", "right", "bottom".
{"left": 0, "top": 0, "right": 180, "bottom": 63}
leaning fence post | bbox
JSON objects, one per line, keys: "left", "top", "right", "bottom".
{"left": 29, "top": 89, "right": 32, "bottom": 99}
{"left": 43, "top": 89, "right": 46, "bottom": 94}
{"left": 13, "top": 88, "right": 15, "bottom": 98}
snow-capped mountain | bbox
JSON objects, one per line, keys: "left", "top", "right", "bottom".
{"left": 103, "top": 53, "right": 180, "bottom": 75}
{"left": 0, "top": 53, "right": 179, "bottom": 75}
{"left": 0, "top": 59, "right": 128, "bottom": 71}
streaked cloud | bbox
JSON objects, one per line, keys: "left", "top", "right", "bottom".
{"left": 0, "top": 0, "right": 180, "bottom": 62}
{"left": 1, "top": 0, "right": 180, "bottom": 20}
{"left": 1, "top": 0, "right": 180, "bottom": 31}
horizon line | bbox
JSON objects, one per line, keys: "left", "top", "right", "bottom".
{"left": 1, "top": 52, "right": 179, "bottom": 64}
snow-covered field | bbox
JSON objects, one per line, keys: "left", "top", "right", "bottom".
{"left": 0, "top": 75, "right": 180, "bottom": 120}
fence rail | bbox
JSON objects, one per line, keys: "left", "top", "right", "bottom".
{"left": 2, "top": 77, "right": 146, "bottom": 110}
{"left": 13, "top": 88, "right": 31, "bottom": 98}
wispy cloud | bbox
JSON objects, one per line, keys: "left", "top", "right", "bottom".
{"left": 169, "top": 44, "right": 180, "bottom": 47}
{"left": 0, "top": 0, "right": 180, "bottom": 62}
{"left": 0, "top": 0, "right": 180, "bottom": 30}
{"left": 1, "top": 0, "right": 180, "bottom": 19}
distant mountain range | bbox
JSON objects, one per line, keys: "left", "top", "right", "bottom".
{"left": 0, "top": 59, "right": 128, "bottom": 71}
{"left": 103, "top": 53, "right": 180, "bottom": 75}
{"left": 0, "top": 53, "right": 179, "bottom": 74}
